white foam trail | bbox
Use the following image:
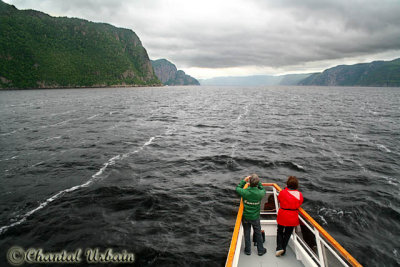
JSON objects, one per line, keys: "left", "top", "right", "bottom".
{"left": 351, "top": 133, "right": 392, "bottom": 153}
{"left": 122, "top": 141, "right": 135, "bottom": 145}
{"left": 380, "top": 175, "right": 399, "bottom": 186}
{"left": 229, "top": 105, "right": 250, "bottom": 126}
{"left": 48, "top": 136, "right": 62, "bottom": 140}
{"left": 1, "top": 114, "right": 80, "bottom": 136}
{"left": 0, "top": 136, "right": 157, "bottom": 235}
{"left": 49, "top": 110, "right": 75, "bottom": 117}
{"left": 236, "top": 105, "right": 249, "bottom": 121}
{"left": 52, "top": 119, "right": 73, "bottom": 126}
{"left": 332, "top": 149, "right": 344, "bottom": 164}
{"left": 144, "top": 137, "right": 155, "bottom": 146}
{"left": 230, "top": 143, "right": 237, "bottom": 158}
{"left": 318, "top": 215, "right": 328, "bottom": 225}
{"left": 377, "top": 144, "right": 391, "bottom": 153}
{"left": 0, "top": 130, "right": 17, "bottom": 136}
{"left": 87, "top": 114, "right": 100, "bottom": 120}
{"left": 0, "top": 155, "right": 18, "bottom": 162}
{"left": 121, "top": 136, "right": 156, "bottom": 160}
{"left": 351, "top": 133, "right": 367, "bottom": 142}
{"left": 293, "top": 163, "right": 305, "bottom": 170}
{"left": 0, "top": 153, "right": 119, "bottom": 235}
{"left": 32, "top": 136, "right": 62, "bottom": 144}
{"left": 40, "top": 119, "right": 74, "bottom": 128}
{"left": 229, "top": 105, "right": 249, "bottom": 157}
{"left": 31, "top": 161, "right": 45, "bottom": 167}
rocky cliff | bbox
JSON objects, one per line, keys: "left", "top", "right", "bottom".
{"left": 151, "top": 59, "right": 199, "bottom": 86}
{"left": 0, "top": 1, "right": 161, "bottom": 89}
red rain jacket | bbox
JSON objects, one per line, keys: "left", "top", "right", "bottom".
{"left": 277, "top": 187, "right": 303, "bottom": 226}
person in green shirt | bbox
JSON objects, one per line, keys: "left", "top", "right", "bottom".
{"left": 236, "top": 174, "right": 267, "bottom": 256}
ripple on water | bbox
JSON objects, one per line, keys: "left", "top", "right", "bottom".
{"left": 0, "top": 86, "right": 399, "bottom": 267}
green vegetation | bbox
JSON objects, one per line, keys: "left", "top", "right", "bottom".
{"left": 0, "top": 1, "right": 161, "bottom": 89}
{"left": 298, "top": 58, "right": 400, "bottom": 87}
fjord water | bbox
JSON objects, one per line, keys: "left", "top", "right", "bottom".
{"left": 0, "top": 86, "right": 399, "bottom": 266}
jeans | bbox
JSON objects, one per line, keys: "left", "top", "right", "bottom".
{"left": 276, "top": 224, "right": 294, "bottom": 251}
{"left": 242, "top": 218, "right": 265, "bottom": 254}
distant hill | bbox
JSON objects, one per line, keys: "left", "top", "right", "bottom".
{"left": 199, "top": 73, "right": 310, "bottom": 86}
{"left": 298, "top": 58, "right": 400, "bottom": 86}
{"left": 279, "top": 74, "right": 312, "bottom": 85}
{"left": 151, "top": 59, "right": 199, "bottom": 86}
{"left": 0, "top": 0, "right": 161, "bottom": 89}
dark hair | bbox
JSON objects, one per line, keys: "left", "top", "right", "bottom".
{"left": 287, "top": 176, "right": 299, "bottom": 190}
{"left": 249, "top": 174, "right": 260, "bottom": 187}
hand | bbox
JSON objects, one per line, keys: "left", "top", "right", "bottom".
{"left": 244, "top": 176, "right": 250, "bottom": 182}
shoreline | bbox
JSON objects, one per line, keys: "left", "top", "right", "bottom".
{"left": 0, "top": 84, "right": 164, "bottom": 90}
{"left": 1, "top": 85, "right": 397, "bottom": 91}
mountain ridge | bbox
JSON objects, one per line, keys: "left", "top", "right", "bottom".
{"left": 200, "top": 58, "right": 400, "bottom": 87}
{"left": 298, "top": 58, "right": 400, "bottom": 86}
{"left": 0, "top": 0, "right": 161, "bottom": 89}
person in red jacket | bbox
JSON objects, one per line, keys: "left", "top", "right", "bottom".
{"left": 276, "top": 176, "right": 303, "bottom": 257}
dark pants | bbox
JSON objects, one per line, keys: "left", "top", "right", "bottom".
{"left": 276, "top": 224, "right": 294, "bottom": 251}
{"left": 243, "top": 218, "right": 264, "bottom": 254}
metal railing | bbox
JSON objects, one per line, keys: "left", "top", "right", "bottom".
{"left": 226, "top": 183, "right": 362, "bottom": 267}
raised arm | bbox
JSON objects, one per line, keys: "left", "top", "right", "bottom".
{"left": 236, "top": 176, "right": 250, "bottom": 196}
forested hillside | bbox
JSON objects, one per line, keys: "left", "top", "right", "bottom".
{"left": 0, "top": 1, "right": 161, "bottom": 88}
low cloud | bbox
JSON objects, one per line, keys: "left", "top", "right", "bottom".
{"left": 6, "top": 0, "right": 400, "bottom": 76}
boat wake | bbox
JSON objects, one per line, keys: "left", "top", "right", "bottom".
{"left": 230, "top": 105, "right": 249, "bottom": 158}
{"left": 87, "top": 113, "right": 101, "bottom": 120}
{"left": 0, "top": 134, "right": 161, "bottom": 235}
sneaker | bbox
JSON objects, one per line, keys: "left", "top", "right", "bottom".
{"left": 275, "top": 249, "right": 285, "bottom": 257}
{"left": 245, "top": 251, "right": 251, "bottom": 256}
{"left": 258, "top": 248, "right": 267, "bottom": 256}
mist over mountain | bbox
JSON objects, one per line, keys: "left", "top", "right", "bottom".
{"left": 200, "top": 58, "right": 400, "bottom": 87}
{"left": 199, "top": 74, "right": 310, "bottom": 86}
{"left": 0, "top": 0, "right": 161, "bottom": 89}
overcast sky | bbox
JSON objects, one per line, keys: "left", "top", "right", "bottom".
{"left": 4, "top": 0, "right": 400, "bottom": 78}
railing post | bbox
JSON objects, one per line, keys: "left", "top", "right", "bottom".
{"left": 292, "top": 230, "right": 300, "bottom": 260}
{"left": 315, "top": 230, "right": 326, "bottom": 267}
{"left": 272, "top": 187, "right": 279, "bottom": 214}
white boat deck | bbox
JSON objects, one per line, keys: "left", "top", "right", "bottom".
{"left": 237, "top": 221, "right": 304, "bottom": 267}
{"left": 226, "top": 184, "right": 362, "bottom": 267}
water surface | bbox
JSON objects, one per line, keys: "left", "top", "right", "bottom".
{"left": 0, "top": 86, "right": 399, "bottom": 266}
